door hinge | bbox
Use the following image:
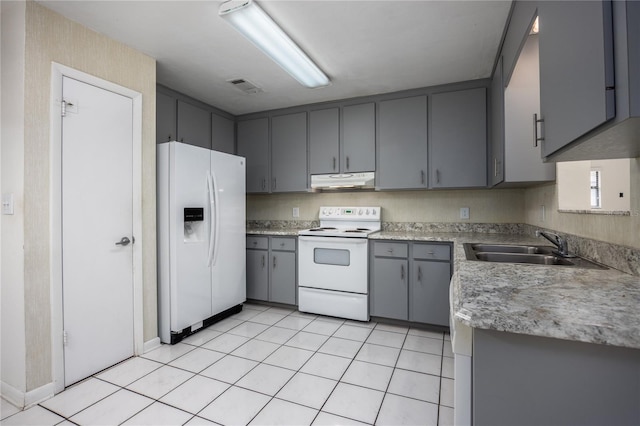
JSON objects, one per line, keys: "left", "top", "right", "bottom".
{"left": 63, "top": 330, "right": 68, "bottom": 346}
{"left": 61, "top": 99, "right": 77, "bottom": 117}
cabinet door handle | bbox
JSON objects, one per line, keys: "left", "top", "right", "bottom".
{"left": 333, "top": 157, "right": 336, "bottom": 171}
{"left": 273, "top": 178, "right": 277, "bottom": 189}
{"left": 387, "top": 247, "right": 394, "bottom": 254}
{"left": 401, "top": 264, "right": 405, "bottom": 280}
{"left": 418, "top": 266, "right": 422, "bottom": 283}
{"left": 436, "top": 169, "right": 441, "bottom": 184}
{"left": 261, "top": 178, "right": 266, "bottom": 191}
{"left": 167, "top": 134, "right": 172, "bottom": 142}
{"left": 273, "top": 256, "right": 277, "bottom": 268}
{"left": 261, "top": 254, "right": 265, "bottom": 268}
{"left": 533, "top": 113, "right": 544, "bottom": 147}
{"left": 494, "top": 158, "right": 498, "bottom": 177}
{"left": 421, "top": 170, "right": 426, "bottom": 185}
{"left": 346, "top": 156, "right": 350, "bottom": 170}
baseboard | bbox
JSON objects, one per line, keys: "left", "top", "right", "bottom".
{"left": 25, "top": 382, "right": 54, "bottom": 408}
{"left": 1, "top": 380, "right": 54, "bottom": 409}
{"left": 1, "top": 381, "right": 24, "bottom": 409}
{"left": 143, "top": 337, "right": 161, "bottom": 353}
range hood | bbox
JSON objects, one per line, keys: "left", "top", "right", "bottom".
{"left": 310, "top": 172, "right": 375, "bottom": 190}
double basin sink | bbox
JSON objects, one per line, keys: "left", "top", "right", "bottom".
{"left": 464, "top": 243, "right": 607, "bottom": 269}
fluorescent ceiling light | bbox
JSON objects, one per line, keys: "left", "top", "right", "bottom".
{"left": 219, "top": 0, "right": 330, "bottom": 88}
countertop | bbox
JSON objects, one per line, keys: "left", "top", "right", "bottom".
{"left": 372, "top": 231, "right": 640, "bottom": 350}
{"left": 246, "top": 228, "right": 640, "bottom": 349}
{"left": 246, "top": 228, "right": 302, "bottom": 236}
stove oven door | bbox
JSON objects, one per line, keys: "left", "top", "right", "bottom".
{"left": 298, "top": 236, "right": 368, "bottom": 294}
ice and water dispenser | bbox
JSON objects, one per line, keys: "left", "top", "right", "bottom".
{"left": 183, "top": 207, "right": 204, "bottom": 243}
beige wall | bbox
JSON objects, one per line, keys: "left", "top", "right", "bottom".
{"left": 1, "top": 0, "right": 28, "bottom": 395}
{"left": 248, "top": 188, "right": 525, "bottom": 223}
{"left": 19, "top": 2, "right": 156, "bottom": 391}
{"left": 524, "top": 157, "right": 640, "bottom": 250}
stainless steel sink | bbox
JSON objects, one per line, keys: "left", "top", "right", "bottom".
{"left": 464, "top": 243, "right": 607, "bottom": 269}
{"left": 474, "top": 252, "right": 574, "bottom": 265}
{"left": 469, "top": 243, "right": 555, "bottom": 255}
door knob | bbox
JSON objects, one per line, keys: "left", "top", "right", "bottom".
{"left": 115, "top": 236, "right": 131, "bottom": 246}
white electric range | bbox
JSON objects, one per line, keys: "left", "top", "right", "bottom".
{"left": 297, "top": 206, "right": 381, "bottom": 321}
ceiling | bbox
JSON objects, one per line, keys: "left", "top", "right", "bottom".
{"left": 38, "top": 0, "right": 513, "bottom": 116}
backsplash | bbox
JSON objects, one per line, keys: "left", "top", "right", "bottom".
{"left": 522, "top": 225, "right": 639, "bottom": 276}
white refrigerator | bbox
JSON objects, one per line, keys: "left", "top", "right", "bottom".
{"left": 157, "top": 141, "right": 246, "bottom": 344}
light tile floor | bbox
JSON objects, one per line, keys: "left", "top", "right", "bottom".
{"left": 1, "top": 303, "right": 454, "bottom": 426}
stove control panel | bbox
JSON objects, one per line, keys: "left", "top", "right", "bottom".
{"left": 319, "top": 206, "right": 381, "bottom": 220}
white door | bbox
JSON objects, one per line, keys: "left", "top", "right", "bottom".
{"left": 62, "top": 76, "right": 134, "bottom": 386}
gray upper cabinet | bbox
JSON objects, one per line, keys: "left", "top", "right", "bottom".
{"left": 177, "top": 100, "right": 211, "bottom": 149}
{"left": 271, "top": 112, "right": 308, "bottom": 192}
{"left": 490, "top": 57, "right": 505, "bottom": 186}
{"left": 430, "top": 88, "right": 487, "bottom": 188}
{"left": 309, "top": 108, "right": 340, "bottom": 174}
{"left": 211, "top": 113, "right": 235, "bottom": 154}
{"left": 237, "top": 118, "right": 269, "bottom": 193}
{"left": 502, "top": 33, "right": 555, "bottom": 185}
{"left": 538, "top": 0, "right": 614, "bottom": 157}
{"left": 342, "top": 103, "right": 376, "bottom": 173}
{"left": 378, "top": 95, "right": 428, "bottom": 190}
{"left": 156, "top": 91, "right": 176, "bottom": 144}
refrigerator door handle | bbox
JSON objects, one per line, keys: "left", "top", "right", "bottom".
{"left": 206, "top": 171, "right": 216, "bottom": 267}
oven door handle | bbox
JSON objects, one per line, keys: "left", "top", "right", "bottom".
{"left": 298, "top": 236, "right": 368, "bottom": 244}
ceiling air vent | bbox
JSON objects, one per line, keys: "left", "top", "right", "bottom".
{"left": 227, "top": 78, "right": 263, "bottom": 94}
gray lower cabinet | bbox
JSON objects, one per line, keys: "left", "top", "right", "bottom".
{"left": 246, "top": 236, "right": 297, "bottom": 305}
{"left": 377, "top": 95, "right": 428, "bottom": 190}
{"left": 473, "top": 328, "right": 640, "bottom": 425}
{"left": 430, "top": 87, "right": 487, "bottom": 188}
{"left": 237, "top": 118, "right": 270, "bottom": 193}
{"left": 271, "top": 112, "right": 308, "bottom": 193}
{"left": 177, "top": 100, "right": 211, "bottom": 148}
{"left": 156, "top": 91, "right": 177, "bottom": 144}
{"left": 246, "top": 248, "right": 268, "bottom": 300}
{"left": 371, "top": 254, "right": 408, "bottom": 320}
{"left": 211, "top": 113, "right": 235, "bottom": 154}
{"left": 370, "top": 240, "right": 452, "bottom": 326}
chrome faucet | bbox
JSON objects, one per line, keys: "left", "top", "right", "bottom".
{"left": 536, "top": 230, "right": 575, "bottom": 258}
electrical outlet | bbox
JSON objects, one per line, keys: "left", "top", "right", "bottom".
{"left": 460, "top": 207, "right": 470, "bottom": 220}
{"left": 292, "top": 207, "right": 300, "bottom": 218}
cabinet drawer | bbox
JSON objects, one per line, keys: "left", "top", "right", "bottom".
{"left": 271, "top": 237, "right": 296, "bottom": 251}
{"left": 413, "top": 243, "right": 451, "bottom": 261}
{"left": 246, "top": 236, "right": 268, "bottom": 250}
{"left": 373, "top": 242, "right": 408, "bottom": 258}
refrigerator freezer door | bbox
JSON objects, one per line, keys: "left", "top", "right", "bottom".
{"left": 210, "top": 150, "right": 246, "bottom": 314}
{"left": 168, "top": 143, "right": 213, "bottom": 335}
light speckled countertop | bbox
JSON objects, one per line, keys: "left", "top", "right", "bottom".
{"left": 246, "top": 228, "right": 640, "bottom": 349}
{"left": 246, "top": 228, "right": 302, "bottom": 236}
{"left": 372, "top": 231, "right": 640, "bottom": 350}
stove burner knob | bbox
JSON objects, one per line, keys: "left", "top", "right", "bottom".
{"left": 365, "top": 209, "right": 370, "bottom": 215}
{"left": 358, "top": 209, "right": 363, "bottom": 215}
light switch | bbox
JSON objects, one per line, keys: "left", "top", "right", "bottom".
{"left": 2, "top": 193, "right": 14, "bottom": 215}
